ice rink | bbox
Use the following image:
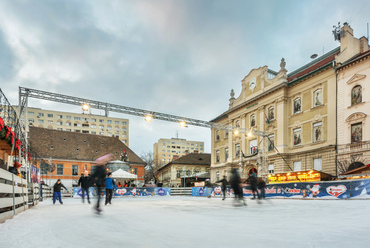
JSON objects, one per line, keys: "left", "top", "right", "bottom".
{"left": 1, "top": 197, "right": 369, "bottom": 248}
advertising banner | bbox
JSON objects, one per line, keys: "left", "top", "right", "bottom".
{"left": 73, "top": 187, "right": 171, "bottom": 197}
{"left": 192, "top": 179, "right": 370, "bottom": 199}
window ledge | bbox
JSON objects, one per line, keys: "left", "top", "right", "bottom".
{"left": 348, "top": 101, "right": 366, "bottom": 109}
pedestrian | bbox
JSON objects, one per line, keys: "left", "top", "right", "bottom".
{"left": 105, "top": 172, "right": 117, "bottom": 205}
{"left": 230, "top": 168, "right": 246, "bottom": 206}
{"left": 78, "top": 171, "right": 91, "bottom": 204}
{"left": 216, "top": 175, "right": 228, "bottom": 200}
{"left": 53, "top": 179, "right": 68, "bottom": 204}
{"left": 92, "top": 153, "right": 112, "bottom": 214}
{"left": 117, "top": 182, "right": 122, "bottom": 188}
{"left": 258, "top": 177, "right": 266, "bottom": 199}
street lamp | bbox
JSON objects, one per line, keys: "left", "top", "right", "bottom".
{"left": 82, "top": 104, "right": 89, "bottom": 111}
{"left": 145, "top": 115, "right": 152, "bottom": 122}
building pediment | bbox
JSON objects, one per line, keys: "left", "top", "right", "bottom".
{"left": 345, "top": 112, "right": 367, "bottom": 122}
{"left": 346, "top": 74, "right": 366, "bottom": 85}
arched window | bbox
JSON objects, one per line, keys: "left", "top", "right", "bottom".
{"left": 293, "top": 98, "right": 301, "bottom": 114}
{"left": 250, "top": 115, "right": 256, "bottom": 127}
{"left": 268, "top": 107, "right": 275, "bottom": 120}
{"left": 313, "top": 89, "right": 322, "bottom": 107}
{"left": 351, "top": 86, "right": 362, "bottom": 106}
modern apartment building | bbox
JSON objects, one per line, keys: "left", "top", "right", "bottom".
{"left": 13, "top": 106, "right": 129, "bottom": 145}
{"left": 153, "top": 138, "right": 204, "bottom": 167}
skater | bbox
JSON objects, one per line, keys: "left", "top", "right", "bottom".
{"left": 230, "top": 168, "right": 246, "bottom": 206}
{"left": 53, "top": 179, "right": 68, "bottom": 204}
{"left": 92, "top": 153, "right": 113, "bottom": 214}
{"left": 247, "top": 169, "right": 260, "bottom": 199}
{"left": 216, "top": 175, "right": 228, "bottom": 200}
{"left": 105, "top": 172, "right": 117, "bottom": 205}
{"left": 78, "top": 171, "right": 91, "bottom": 204}
{"left": 258, "top": 177, "right": 266, "bottom": 199}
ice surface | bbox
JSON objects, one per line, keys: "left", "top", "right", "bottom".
{"left": 1, "top": 197, "right": 370, "bottom": 248}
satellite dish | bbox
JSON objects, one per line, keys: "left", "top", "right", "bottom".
{"left": 310, "top": 54, "right": 318, "bottom": 59}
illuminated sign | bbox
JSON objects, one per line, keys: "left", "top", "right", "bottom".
{"left": 269, "top": 171, "right": 321, "bottom": 184}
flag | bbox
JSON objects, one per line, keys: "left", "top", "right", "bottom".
{"left": 265, "top": 113, "right": 270, "bottom": 124}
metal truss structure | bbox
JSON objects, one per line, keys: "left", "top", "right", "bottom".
{"left": 19, "top": 86, "right": 269, "bottom": 179}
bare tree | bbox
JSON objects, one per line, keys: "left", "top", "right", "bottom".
{"left": 140, "top": 151, "right": 157, "bottom": 184}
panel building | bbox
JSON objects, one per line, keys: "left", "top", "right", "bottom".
{"left": 13, "top": 106, "right": 129, "bottom": 145}
{"left": 153, "top": 138, "right": 204, "bottom": 168}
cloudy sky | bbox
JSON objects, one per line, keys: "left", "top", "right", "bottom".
{"left": 0, "top": 0, "right": 369, "bottom": 155}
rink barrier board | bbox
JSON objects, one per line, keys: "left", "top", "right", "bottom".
{"left": 0, "top": 168, "right": 29, "bottom": 223}
{"left": 192, "top": 179, "right": 370, "bottom": 199}
{"left": 71, "top": 178, "right": 370, "bottom": 199}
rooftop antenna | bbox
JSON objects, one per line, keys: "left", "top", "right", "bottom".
{"left": 176, "top": 130, "right": 179, "bottom": 139}
{"left": 332, "top": 22, "right": 341, "bottom": 42}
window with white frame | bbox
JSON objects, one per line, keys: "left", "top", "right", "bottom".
{"left": 293, "top": 128, "right": 302, "bottom": 146}
{"left": 268, "top": 164, "right": 274, "bottom": 174}
{"left": 313, "top": 122, "right": 322, "bottom": 142}
{"left": 235, "top": 143, "right": 240, "bottom": 157}
{"left": 313, "top": 89, "right": 322, "bottom": 107}
{"left": 216, "top": 150, "right": 220, "bottom": 162}
{"left": 293, "top": 161, "right": 301, "bottom": 171}
{"left": 216, "top": 130, "right": 220, "bottom": 141}
{"left": 268, "top": 134, "right": 274, "bottom": 151}
{"left": 249, "top": 139, "right": 257, "bottom": 154}
{"left": 313, "top": 158, "right": 322, "bottom": 171}
{"left": 293, "top": 98, "right": 301, "bottom": 114}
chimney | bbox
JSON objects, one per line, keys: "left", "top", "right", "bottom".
{"left": 185, "top": 150, "right": 189, "bottom": 155}
{"left": 194, "top": 150, "right": 199, "bottom": 154}
{"left": 173, "top": 155, "right": 179, "bottom": 161}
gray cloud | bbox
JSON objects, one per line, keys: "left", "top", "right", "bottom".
{"left": 0, "top": 0, "right": 369, "bottom": 154}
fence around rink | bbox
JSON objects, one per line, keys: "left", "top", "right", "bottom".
{"left": 0, "top": 168, "right": 28, "bottom": 223}
{"left": 71, "top": 179, "right": 370, "bottom": 199}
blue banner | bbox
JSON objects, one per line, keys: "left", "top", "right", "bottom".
{"left": 73, "top": 187, "right": 171, "bottom": 197}
{"left": 192, "top": 179, "right": 370, "bottom": 199}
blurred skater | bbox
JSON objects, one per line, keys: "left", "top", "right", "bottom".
{"left": 230, "top": 169, "right": 246, "bottom": 206}
{"left": 247, "top": 169, "right": 260, "bottom": 199}
{"left": 105, "top": 172, "right": 117, "bottom": 205}
{"left": 78, "top": 171, "right": 91, "bottom": 204}
{"left": 216, "top": 175, "right": 228, "bottom": 200}
{"left": 53, "top": 179, "right": 68, "bottom": 204}
{"left": 92, "top": 153, "right": 113, "bottom": 214}
{"left": 258, "top": 177, "right": 266, "bottom": 199}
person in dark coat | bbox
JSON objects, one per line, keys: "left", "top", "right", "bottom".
{"left": 78, "top": 171, "right": 91, "bottom": 204}
{"left": 258, "top": 177, "right": 266, "bottom": 199}
{"left": 230, "top": 169, "right": 246, "bottom": 205}
{"left": 247, "top": 169, "right": 260, "bottom": 199}
{"left": 91, "top": 164, "right": 107, "bottom": 214}
{"left": 216, "top": 176, "right": 228, "bottom": 200}
{"left": 105, "top": 172, "right": 117, "bottom": 205}
{"left": 53, "top": 179, "right": 68, "bottom": 204}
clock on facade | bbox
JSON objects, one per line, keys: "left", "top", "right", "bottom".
{"left": 249, "top": 77, "right": 256, "bottom": 90}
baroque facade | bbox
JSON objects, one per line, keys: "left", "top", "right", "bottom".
{"left": 336, "top": 24, "right": 370, "bottom": 177}
{"left": 210, "top": 23, "right": 369, "bottom": 182}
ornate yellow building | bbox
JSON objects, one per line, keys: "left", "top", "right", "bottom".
{"left": 210, "top": 23, "right": 370, "bottom": 182}
{"left": 210, "top": 47, "right": 339, "bottom": 182}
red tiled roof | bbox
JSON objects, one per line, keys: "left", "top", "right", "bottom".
{"left": 288, "top": 52, "right": 338, "bottom": 82}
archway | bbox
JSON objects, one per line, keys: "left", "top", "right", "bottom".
{"left": 348, "top": 162, "right": 364, "bottom": 171}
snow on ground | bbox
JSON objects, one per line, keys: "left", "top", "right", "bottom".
{"left": 1, "top": 197, "right": 370, "bottom": 248}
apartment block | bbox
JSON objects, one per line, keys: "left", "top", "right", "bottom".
{"left": 153, "top": 138, "right": 204, "bottom": 167}
{"left": 13, "top": 106, "right": 129, "bottom": 145}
